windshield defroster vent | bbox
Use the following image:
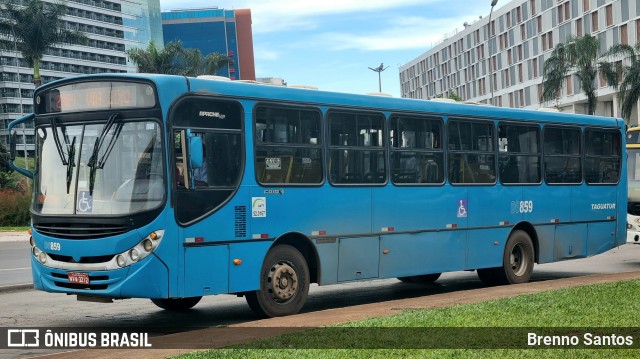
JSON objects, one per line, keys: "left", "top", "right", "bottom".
{"left": 34, "top": 223, "right": 129, "bottom": 239}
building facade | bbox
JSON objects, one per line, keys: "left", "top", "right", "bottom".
{"left": 400, "top": 0, "right": 640, "bottom": 124}
{"left": 0, "top": 0, "right": 163, "bottom": 153}
{"left": 161, "top": 8, "right": 256, "bottom": 81}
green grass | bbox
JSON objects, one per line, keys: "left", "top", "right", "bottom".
{"left": 176, "top": 280, "right": 640, "bottom": 358}
{"left": 11, "top": 156, "right": 35, "bottom": 171}
{"left": 0, "top": 226, "right": 29, "bottom": 232}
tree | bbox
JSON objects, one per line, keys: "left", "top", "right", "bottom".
{"left": 180, "top": 48, "right": 230, "bottom": 77}
{"left": 448, "top": 91, "right": 464, "bottom": 102}
{"left": 0, "top": 142, "right": 17, "bottom": 190}
{"left": 125, "top": 40, "right": 187, "bottom": 75}
{"left": 605, "top": 44, "right": 640, "bottom": 123}
{"left": 541, "top": 35, "right": 617, "bottom": 115}
{"left": 0, "top": 0, "right": 87, "bottom": 86}
{"left": 126, "top": 40, "right": 230, "bottom": 77}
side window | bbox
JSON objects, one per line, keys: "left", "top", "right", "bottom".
{"left": 171, "top": 96, "right": 244, "bottom": 224}
{"left": 329, "top": 111, "right": 386, "bottom": 184}
{"left": 498, "top": 124, "right": 541, "bottom": 184}
{"left": 448, "top": 120, "right": 496, "bottom": 184}
{"left": 543, "top": 126, "right": 582, "bottom": 184}
{"left": 389, "top": 115, "right": 444, "bottom": 184}
{"left": 254, "top": 105, "right": 323, "bottom": 185}
{"left": 585, "top": 129, "right": 620, "bottom": 184}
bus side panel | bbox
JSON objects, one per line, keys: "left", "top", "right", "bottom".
{"left": 554, "top": 224, "right": 587, "bottom": 260}
{"left": 571, "top": 185, "right": 617, "bottom": 222}
{"left": 249, "top": 187, "right": 371, "bottom": 243}
{"left": 587, "top": 222, "right": 616, "bottom": 256}
{"left": 372, "top": 186, "right": 464, "bottom": 232}
{"left": 534, "top": 225, "right": 556, "bottom": 264}
{"left": 228, "top": 241, "right": 272, "bottom": 293}
{"left": 337, "top": 237, "right": 379, "bottom": 282}
{"left": 467, "top": 186, "right": 522, "bottom": 228}
{"left": 183, "top": 245, "right": 229, "bottom": 297}
{"left": 314, "top": 239, "right": 339, "bottom": 285}
{"left": 379, "top": 232, "right": 465, "bottom": 278}
{"left": 572, "top": 184, "right": 618, "bottom": 256}
{"left": 465, "top": 228, "right": 511, "bottom": 269}
{"left": 523, "top": 186, "right": 571, "bottom": 224}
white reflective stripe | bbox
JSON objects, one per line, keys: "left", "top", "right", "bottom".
{"left": 252, "top": 234, "right": 262, "bottom": 239}
{"left": 185, "top": 238, "right": 196, "bottom": 243}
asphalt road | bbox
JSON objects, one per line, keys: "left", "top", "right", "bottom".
{"left": 0, "top": 234, "right": 30, "bottom": 290}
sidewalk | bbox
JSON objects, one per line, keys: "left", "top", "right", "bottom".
{"left": 0, "top": 231, "right": 29, "bottom": 242}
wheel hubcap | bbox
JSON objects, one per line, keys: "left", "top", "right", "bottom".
{"left": 510, "top": 243, "right": 527, "bottom": 276}
{"left": 267, "top": 261, "right": 298, "bottom": 302}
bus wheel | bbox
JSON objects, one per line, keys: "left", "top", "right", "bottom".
{"left": 398, "top": 273, "right": 441, "bottom": 284}
{"left": 477, "top": 230, "right": 534, "bottom": 286}
{"left": 151, "top": 296, "right": 202, "bottom": 311}
{"left": 245, "top": 245, "right": 310, "bottom": 318}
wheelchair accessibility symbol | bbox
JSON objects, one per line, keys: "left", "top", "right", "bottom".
{"left": 457, "top": 199, "right": 468, "bottom": 218}
{"left": 77, "top": 191, "right": 93, "bottom": 213}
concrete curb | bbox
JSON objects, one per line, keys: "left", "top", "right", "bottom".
{"left": 0, "top": 283, "right": 33, "bottom": 293}
{"left": 0, "top": 231, "right": 29, "bottom": 243}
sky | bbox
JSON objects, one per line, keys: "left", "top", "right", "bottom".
{"left": 158, "top": 0, "right": 498, "bottom": 97}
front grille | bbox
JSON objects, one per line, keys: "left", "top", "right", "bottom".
{"left": 48, "top": 253, "right": 114, "bottom": 264}
{"left": 54, "top": 282, "right": 108, "bottom": 290}
{"left": 629, "top": 202, "right": 640, "bottom": 216}
{"left": 34, "top": 223, "right": 128, "bottom": 239}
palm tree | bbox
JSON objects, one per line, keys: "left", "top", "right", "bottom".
{"left": 0, "top": 0, "right": 88, "bottom": 86}
{"left": 125, "top": 40, "right": 187, "bottom": 75}
{"left": 541, "top": 35, "right": 617, "bottom": 115}
{"left": 180, "top": 48, "right": 230, "bottom": 77}
{"left": 127, "top": 40, "right": 231, "bottom": 77}
{"left": 605, "top": 44, "right": 640, "bottom": 123}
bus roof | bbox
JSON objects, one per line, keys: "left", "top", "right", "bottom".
{"left": 38, "top": 73, "right": 622, "bottom": 128}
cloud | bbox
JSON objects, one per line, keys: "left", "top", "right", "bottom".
{"left": 161, "top": 0, "right": 440, "bottom": 33}
{"left": 254, "top": 47, "right": 280, "bottom": 62}
{"left": 310, "top": 15, "right": 481, "bottom": 52}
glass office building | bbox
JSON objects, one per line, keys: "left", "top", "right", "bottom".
{"left": 162, "top": 8, "right": 256, "bottom": 81}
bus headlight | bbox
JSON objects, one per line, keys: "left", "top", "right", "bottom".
{"left": 129, "top": 249, "right": 140, "bottom": 262}
{"left": 38, "top": 252, "right": 47, "bottom": 264}
{"left": 107, "top": 230, "right": 164, "bottom": 270}
{"left": 31, "top": 244, "right": 47, "bottom": 264}
{"left": 116, "top": 255, "right": 126, "bottom": 268}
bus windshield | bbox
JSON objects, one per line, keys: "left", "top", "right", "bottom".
{"left": 628, "top": 148, "right": 640, "bottom": 203}
{"left": 33, "top": 120, "right": 164, "bottom": 216}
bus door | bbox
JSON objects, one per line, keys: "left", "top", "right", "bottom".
{"left": 170, "top": 96, "right": 246, "bottom": 297}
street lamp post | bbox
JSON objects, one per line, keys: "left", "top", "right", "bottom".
{"left": 368, "top": 63, "right": 389, "bottom": 93}
{"left": 488, "top": 0, "right": 499, "bottom": 105}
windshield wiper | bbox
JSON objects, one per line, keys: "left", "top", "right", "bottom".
{"left": 50, "top": 118, "right": 76, "bottom": 194}
{"left": 87, "top": 113, "right": 122, "bottom": 195}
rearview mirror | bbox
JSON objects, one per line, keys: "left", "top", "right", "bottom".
{"left": 9, "top": 132, "right": 17, "bottom": 161}
{"left": 8, "top": 113, "right": 34, "bottom": 178}
{"left": 188, "top": 133, "right": 203, "bottom": 169}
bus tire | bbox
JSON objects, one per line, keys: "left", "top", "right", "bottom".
{"left": 151, "top": 296, "right": 202, "bottom": 311}
{"left": 398, "top": 273, "right": 441, "bottom": 284}
{"left": 477, "top": 230, "right": 534, "bottom": 286}
{"left": 245, "top": 244, "right": 310, "bottom": 318}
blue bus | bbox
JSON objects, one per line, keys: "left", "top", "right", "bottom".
{"left": 8, "top": 74, "right": 626, "bottom": 317}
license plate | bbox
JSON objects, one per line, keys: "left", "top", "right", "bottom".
{"left": 68, "top": 272, "right": 90, "bottom": 285}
